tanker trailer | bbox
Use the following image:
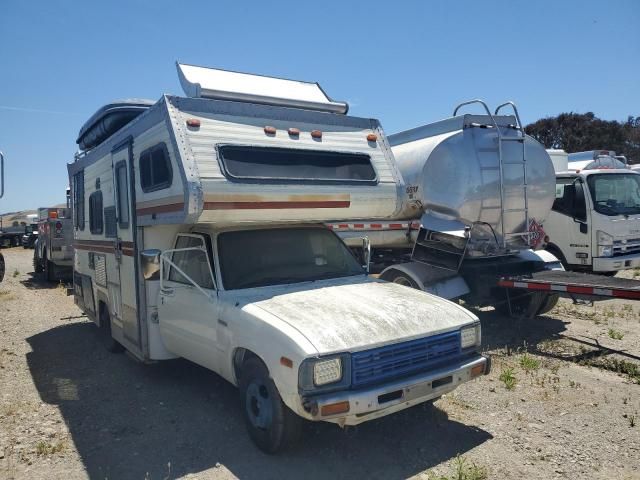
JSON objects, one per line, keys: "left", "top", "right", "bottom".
{"left": 331, "top": 100, "right": 562, "bottom": 315}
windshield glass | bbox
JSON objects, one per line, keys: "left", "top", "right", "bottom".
{"left": 218, "top": 227, "right": 364, "bottom": 289}
{"left": 587, "top": 174, "right": 640, "bottom": 216}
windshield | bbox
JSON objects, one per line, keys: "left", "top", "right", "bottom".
{"left": 218, "top": 227, "right": 364, "bottom": 289}
{"left": 587, "top": 174, "right": 640, "bottom": 216}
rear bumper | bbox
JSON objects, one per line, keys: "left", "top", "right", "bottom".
{"left": 593, "top": 252, "right": 640, "bottom": 271}
{"left": 301, "top": 354, "right": 489, "bottom": 426}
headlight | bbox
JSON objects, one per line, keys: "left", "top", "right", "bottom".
{"left": 461, "top": 324, "right": 481, "bottom": 349}
{"left": 313, "top": 358, "right": 342, "bottom": 386}
{"left": 597, "top": 230, "right": 613, "bottom": 246}
{"left": 598, "top": 245, "right": 613, "bottom": 257}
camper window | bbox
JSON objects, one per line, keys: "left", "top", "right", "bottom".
{"left": 140, "top": 143, "right": 172, "bottom": 192}
{"left": 73, "top": 171, "right": 85, "bottom": 230}
{"left": 89, "top": 191, "right": 103, "bottom": 234}
{"left": 217, "top": 145, "right": 377, "bottom": 184}
{"left": 115, "top": 161, "right": 130, "bottom": 228}
{"left": 168, "top": 235, "right": 214, "bottom": 289}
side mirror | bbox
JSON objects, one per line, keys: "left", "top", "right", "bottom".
{"left": 361, "top": 236, "right": 371, "bottom": 273}
{"left": 579, "top": 222, "right": 588, "bottom": 234}
{"left": 0, "top": 151, "right": 5, "bottom": 199}
{"left": 140, "top": 249, "right": 161, "bottom": 280}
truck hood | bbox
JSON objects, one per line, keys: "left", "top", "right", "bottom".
{"left": 234, "top": 277, "right": 477, "bottom": 354}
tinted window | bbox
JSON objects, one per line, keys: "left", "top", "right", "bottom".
{"left": 73, "top": 171, "right": 85, "bottom": 230}
{"left": 115, "top": 162, "right": 129, "bottom": 227}
{"left": 89, "top": 191, "right": 103, "bottom": 234}
{"left": 168, "top": 236, "right": 214, "bottom": 289}
{"left": 140, "top": 143, "right": 172, "bottom": 192}
{"left": 218, "top": 227, "right": 364, "bottom": 290}
{"left": 218, "top": 145, "right": 377, "bottom": 184}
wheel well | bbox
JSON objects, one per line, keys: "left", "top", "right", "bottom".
{"left": 232, "top": 348, "right": 262, "bottom": 384}
{"left": 98, "top": 301, "right": 108, "bottom": 327}
{"left": 545, "top": 243, "right": 567, "bottom": 263}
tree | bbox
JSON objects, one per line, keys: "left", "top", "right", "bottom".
{"left": 525, "top": 112, "right": 640, "bottom": 164}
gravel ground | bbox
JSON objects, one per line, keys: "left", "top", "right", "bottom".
{"left": 1, "top": 247, "right": 639, "bottom": 480}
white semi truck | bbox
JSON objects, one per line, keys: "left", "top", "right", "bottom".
{"left": 68, "top": 64, "right": 489, "bottom": 453}
{"left": 544, "top": 149, "right": 640, "bottom": 274}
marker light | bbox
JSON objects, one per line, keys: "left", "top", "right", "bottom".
{"left": 311, "top": 130, "right": 322, "bottom": 139}
{"left": 367, "top": 133, "right": 378, "bottom": 142}
{"left": 288, "top": 128, "right": 300, "bottom": 137}
{"left": 264, "top": 126, "right": 277, "bottom": 135}
{"left": 186, "top": 118, "right": 201, "bottom": 128}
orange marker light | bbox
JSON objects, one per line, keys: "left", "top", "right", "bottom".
{"left": 186, "top": 118, "right": 201, "bottom": 128}
{"left": 311, "top": 130, "right": 322, "bottom": 139}
{"left": 264, "top": 126, "right": 277, "bottom": 135}
{"left": 320, "top": 401, "right": 350, "bottom": 416}
{"left": 288, "top": 128, "right": 300, "bottom": 136}
{"left": 367, "top": 133, "right": 378, "bottom": 142}
{"left": 470, "top": 364, "right": 485, "bottom": 378}
{"left": 280, "top": 357, "right": 293, "bottom": 368}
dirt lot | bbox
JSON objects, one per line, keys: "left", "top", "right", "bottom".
{"left": 1, "top": 247, "right": 639, "bottom": 480}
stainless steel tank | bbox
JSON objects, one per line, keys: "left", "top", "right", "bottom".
{"left": 389, "top": 107, "right": 555, "bottom": 257}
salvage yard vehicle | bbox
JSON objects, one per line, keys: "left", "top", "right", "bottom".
{"left": 0, "top": 151, "right": 5, "bottom": 282}
{"left": 33, "top": 203, "right": 74, "bottom": 282}
{"left": 68, "top": 63, "right": 489, "bottom": 453}
{"left": 544, "top": 150, "right": 640, "bottom": 274}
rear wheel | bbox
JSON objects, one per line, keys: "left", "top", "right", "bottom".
{"left": 239, "top": 357, "right": 301, "bottom": 454}
{"left": 33, "top": 250, "right": 43, "bottom": 273}
{"left": 0, "top": 253, "right": 4, "bottom": 283}
{"left": 496, "top": 292, "right": 559, "bottom": 316}
{"left": 379, "top": 269, "right": 420, "bottom": 289}
{"left": 43, "top": 251, "right": 56, "bottom": 282}
{"left": 98, "top": 305, "right": 125, "bottom": 353}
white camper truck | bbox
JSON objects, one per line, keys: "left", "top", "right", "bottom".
{"left": 68, "top": 63, "right": 489, "bottom": 453}
{"left": 544, "top": 150, "right": 640, "bottom": 274}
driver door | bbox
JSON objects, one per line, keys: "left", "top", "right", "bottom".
{"left": 158, "top": 233, "right": 221, "bottom": 371}
{"left": 550, "top": 178, "right": 591, "bottom": 267}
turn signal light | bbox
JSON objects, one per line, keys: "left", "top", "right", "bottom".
{"left": 320, "top": 401, "right": 350, "bottom": 416}
{"left": 280, "top": 356, "right": 293, "bottom": 368}
{"left": 470, "top": 364, "right": 485, "bottom": 378}
{"left": 264, "top": 126, "right": 277, "bottom": 135}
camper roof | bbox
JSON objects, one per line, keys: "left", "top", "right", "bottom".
{"left": 176, "top": 62, "right": 348, "bottom": 115}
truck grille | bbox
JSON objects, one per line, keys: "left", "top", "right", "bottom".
{"left": 351, "top": 331, "right": 461, "bottom": 387}
{"left": 613, "top": 238, "right": 640, "bottom": 256}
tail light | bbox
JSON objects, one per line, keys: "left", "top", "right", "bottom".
{"left": 55, "top": 221, "right": 62, "bottom": 234}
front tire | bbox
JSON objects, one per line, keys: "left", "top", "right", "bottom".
{"left": 0, "top": 253, "right": 4, "bottom": 283}
{"left": 33, "top": 250, "right": 43, "bottom": 273}
{"left": 98, "top": 306, "right": 125, "bottom": 353}
{"left": 239, "top": 358, "right": 301, "bottom": 454}
{"left": 379, "top": 268, "right": 420, "bottom": 289}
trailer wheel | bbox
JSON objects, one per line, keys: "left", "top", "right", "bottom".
{"left": 0, "top": 253, "right": 4, "bottom": 283}
{"left": 497, "top": 292, "right": 559, "bottom": 317}
{"left": 33, "top": 249, "right": 43, "bottom": 273}
{"left": 98, "top": 305, "right": 125, "bottom": 353}
{"left": 43, "top": 251, "right": 56, "bottom": 282}
{"left": 239, "top": 357, "right": 301, "bottom": 454}
{"left": 379, "top": 269, "right": 420, "bottom": 289}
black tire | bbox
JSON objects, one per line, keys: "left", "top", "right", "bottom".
{"left": 379, "top": 269, "right": 420, "bottom": 289}
{"left": 496, "top": 292, "right": 559, "bottom": 316}
{"left": 239, "top": 357, "right": 302, "bottom": 454}
{"left": 0, "top": 253, "right": 4, "bottom": 283}
{"left": 33, "top": 250, "right": 43, "bottom": 273}
{"left": 99, "top": 306, "right": 125, "bottom": 353}
{"left": 44, "top": 251, "right": 56, "bottom": 283}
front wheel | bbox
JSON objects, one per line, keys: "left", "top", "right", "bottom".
{"left": 239, "top": 358, "right": 301, "bottom": 454}
{"left": 0, "top": 253, "right": 4, "bottom": 283}
{"left": 379, "top": 268, "right": 420, "bottom": 289}
{"left": 98, "top": 307, "right": 125, "bottom": 353}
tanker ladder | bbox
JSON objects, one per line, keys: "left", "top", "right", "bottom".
{"left": 498, "top": 270, "right": 640, "bottom": 318}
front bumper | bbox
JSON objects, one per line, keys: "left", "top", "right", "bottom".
{"left": 593, "top": 252, "right": 640, "bottom": 271}
{"left": 301, "top": 354, "right": 489, "bottom": 426}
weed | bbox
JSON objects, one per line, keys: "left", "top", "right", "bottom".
{"left": 608, "top": 328, "right": 624, "bottom": 340}
{"left": 519, "top": 354, "right": 540, "bottom": 373}
{"left": 35, "top": 440, "right": 66, "bottom": 456}
{"left": 0, "top": 289, "right": 15, "bottom": 302}
{"left": 12, "top": 269, "right": 19, "bottom": 277}
{"left": 587, "top": 358, "right": 640, "bottom": 384}
{"left": 428, "top": 455, "right": 488, "bottom": 480}
{"left": 629, "top": 415, "right": 636, "bottom": 428}
{"left": 499, "top": 368, "right": 517, "bottom": 390}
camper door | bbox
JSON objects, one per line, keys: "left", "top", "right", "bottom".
{"left": 111, "top": 140, "right": 141, "bottom": 349}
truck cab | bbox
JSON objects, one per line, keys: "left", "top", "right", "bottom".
{"left": 544, "top": 169, "right": 640, "bottom": 273}
{"left": 144, "top": 223, "right": 487, "bottom": 452}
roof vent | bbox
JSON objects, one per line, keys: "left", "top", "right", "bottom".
{"left": 176, "top": 62, "right": 348, "bottom": 115}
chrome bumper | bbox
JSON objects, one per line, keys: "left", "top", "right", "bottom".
{"left": 301, "top": 354, "right": 489, "bottom": 426}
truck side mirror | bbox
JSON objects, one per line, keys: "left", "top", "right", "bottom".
{"left": 579, "top": 223, "right": 588, "bottom": 234}
{"left": 361, "top": 236, "right": 371, "bottom": 273}
{"left": 0, "top": 151, "right": 4, "bottom": 199}
{"left": 140, "top": 249, "right": 161, "bottom": 280}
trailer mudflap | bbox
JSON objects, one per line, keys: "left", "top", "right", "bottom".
{"left": 498, "top": 270, "right": 640, "bottom": 301}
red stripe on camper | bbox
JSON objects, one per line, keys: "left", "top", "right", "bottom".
{"left": 136, "top": 203, "right": 185, "bottom": 216}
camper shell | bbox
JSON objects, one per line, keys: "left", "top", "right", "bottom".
{"left": 68, "top": 63, "right": 487, "bottom": 453}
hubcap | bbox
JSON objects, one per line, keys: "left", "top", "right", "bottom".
{"left": 246, "top": 381, "right": 273, "bottom": 430}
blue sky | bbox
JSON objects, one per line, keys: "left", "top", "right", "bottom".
{"left": 0, "top": 0, "right": 638, "bottom": 213}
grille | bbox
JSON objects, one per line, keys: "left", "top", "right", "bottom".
{"left": 351, "top": 331, "right": 461, "bottom": 387}
{"left": 613, "top": 238, "right": 640, "bottom": 256}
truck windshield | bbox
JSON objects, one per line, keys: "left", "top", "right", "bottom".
{"left": 217, "top": 227, "right": 364, "bottom": 289}
{"left": 587, "top": 174, "right": 640, "bottom": 216}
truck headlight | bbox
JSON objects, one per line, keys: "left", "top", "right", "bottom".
{"left": 598, "top": 246, "right": 613, "bottom": 257}
{"left": 313, "top": 358, "right": 342, "bottom": 386}
{"left": 461, "top": 323, "right": 481, "bottom": 349}
{"left": 597, "top": 231, "right": 614, "bottom": 257}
